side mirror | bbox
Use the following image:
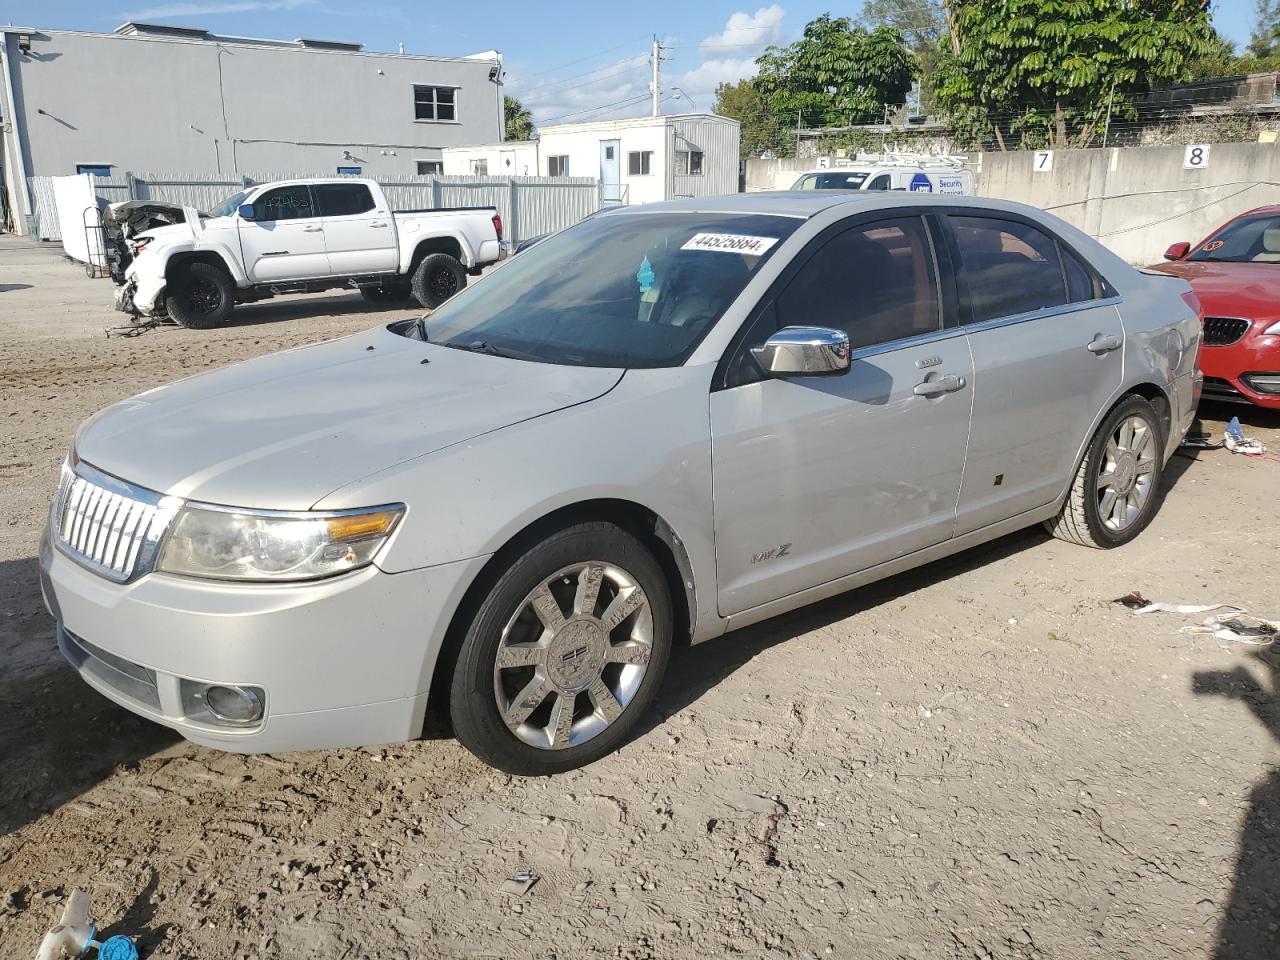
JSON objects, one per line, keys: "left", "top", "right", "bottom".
{"left": 752, "top": 326, "right": 851, "bottom": 377}
{"left": 238, "top": 204, "right": 256, "bottom": 220}
{"left": 1164, "top": 241, "right": 1190, "bottom": 261}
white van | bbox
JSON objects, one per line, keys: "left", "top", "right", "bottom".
{"left": 790, "top": 160, "right": 974, "bottom": 195}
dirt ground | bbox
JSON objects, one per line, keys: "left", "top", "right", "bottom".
{"left": 1, "top": 233, "right": 1278, "bottom": 960}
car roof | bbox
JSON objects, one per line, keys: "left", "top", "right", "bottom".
{"left": 599, "top": 191, "right": 1028, "bottom": 220}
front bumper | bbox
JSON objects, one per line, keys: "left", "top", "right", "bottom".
{"left": 39, "top": 530, "right": 488, "bottom": 753}
{"left": 115, "top": 266, "right": 166, "bottom": 317}
{"left": 1200, "top": 335, "right": 1280, "bottom": 409}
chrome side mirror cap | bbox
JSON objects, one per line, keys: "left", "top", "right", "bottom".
{"left": 752, "top": 325, "right": 851, "bottom": 377}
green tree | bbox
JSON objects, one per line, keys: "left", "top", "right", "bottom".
{"left": 862, "top": 0, "right": 946, "bottom": 111}
{"left": 1247, "top": 0, "right": 1280, "bottom": 58}
{"left": 1183, "top": 29, "right": 1242, "bottom": 80}
{"left": 504, "top": 95, "right": 534, "bottom": 141}
{"left": 754, "top": 14, "right": 919, "bottom": 128}
{"left": 713, "top": 79, "right": 790, "bottom": 157}
{"left": 935, "top": 0, "right": 1215, "bottom": 149}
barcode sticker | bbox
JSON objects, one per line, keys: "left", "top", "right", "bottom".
{"left": 681, "top": 233, "right": 778, "bottom": 256}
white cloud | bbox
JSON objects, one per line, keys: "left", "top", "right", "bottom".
{"left": 699, "top": 5, "right": 785, "bottom": 59}
{"left": 120, "top": 0, "right": 312, "bottom": 18}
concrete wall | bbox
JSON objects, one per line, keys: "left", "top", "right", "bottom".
{"left": 2, "top": 28, "right": 502, "bottom": 188}
{"left": 974, "top": 142, "right": 1280, "bottom": 264}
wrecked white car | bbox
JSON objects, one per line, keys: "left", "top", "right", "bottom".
{"left": 115, "top": 178, "right": 506, "bottom": 328}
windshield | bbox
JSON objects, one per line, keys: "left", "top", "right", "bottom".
{"left": 207, "top": 190, "right": 250, "bottom": 219}
{"left": 793, "top": 171, "right": 870, "bottom": 191}
{"left": 1189, "top": 214, "right": 1280, "bottom": 263}
{"left": 416, "top": 211, "right": 798, "bottom": 368}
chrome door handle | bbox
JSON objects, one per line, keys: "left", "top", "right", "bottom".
{"left": 1087, "top": 335, "right": 1121, "bottom": 354}
{"left": 302, "top": 225, "right": 323, "bottom": 233}
{"left": 913, "top": 374, "right": 966, "bottom": 397}
{"left": 369, "top": 222, "right": 389, "bottom": 228}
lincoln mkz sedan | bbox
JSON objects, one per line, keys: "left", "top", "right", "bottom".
{"left": 41, "top": 193, "right": 1202, "bottom": 775}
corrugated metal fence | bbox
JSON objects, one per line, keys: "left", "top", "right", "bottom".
{"left": 27, "top": 172, "right": 600, "bottom": 245}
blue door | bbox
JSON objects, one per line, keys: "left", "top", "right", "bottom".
{"left": 599, "top": 140, "right": 622, "bottom": 204}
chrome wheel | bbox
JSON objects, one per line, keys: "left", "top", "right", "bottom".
{"left": 1096, "top": 413, "right": 1157, "bottom": 531}
{"left": 493, "top": 562, "right": 652, "bottom": 751}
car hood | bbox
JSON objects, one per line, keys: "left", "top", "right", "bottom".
{"left": 1147, "top": 260, "right": 1280, "bottom": 317}
{"left": 74, "top": 327, "right": 624, "bottom": 510}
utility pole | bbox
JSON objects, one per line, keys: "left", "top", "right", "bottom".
{"left": 651, "top": 36, "right": 662, "bottom": 117}
{"left": 1101, "top": 78, "right": 1116, "bottom": 148}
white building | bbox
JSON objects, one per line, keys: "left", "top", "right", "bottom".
{"left": 441, "top": 113, "right": 741, "bottom": 204}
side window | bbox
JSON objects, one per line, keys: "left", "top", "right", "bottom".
{"left": 950, "top": 216, "right": 1068, "bottom": 322}
{"left": 1061, "top": 245, "right": 1097, "bottom": 302}
{"left": 867, "top": 174, "right": 892, "bottom": 190}
{"left": 314, "top": 183, "right": 376, "bottom": 217}
{"left": 794, "top": 174, "right": 818, "bottom": 191}
{"left": 775, "top": 217, "right": 941, "bottom": 351}
{"left": 251, "top": 185, "right": 314, "bottom": 222}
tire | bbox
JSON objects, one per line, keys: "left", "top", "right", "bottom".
{"left": 410, "top": 252, "right": 467, "bottom": 309}
{"left": 1045, "top": 395, "right": 1166, "bottom": 548}
{"left": 449, "top": 522, "right": 673, "bottom": 776}
{"left": 360, "top": 283, "right": 412, "bottom": 303}
{"left": 164, "top": 261, "right": 234, "bottom": 329}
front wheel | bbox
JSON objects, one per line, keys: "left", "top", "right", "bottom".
{"left": 410, "top": 252, "right": 467, "bottom": 309}
{"left": 1045, "top": 395, "right": 1165, "bottom": 548}
{"left": 449, "top": 522, "right": 673, "bottom": 775}
{"left": 164, "top": 262, "right": 234, "bottom": 329}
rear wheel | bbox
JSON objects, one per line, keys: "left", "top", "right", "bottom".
{"left": 164, "top": 262, "right": 234, "bottom": 329}
{"left": 449, "top": 522, "right": 672, "bottom": 775}
{"left": 1045, "top": 395, "right": 1165, "bottom": 548}
{"left": 410, "top": 252, "right": 467, "bottom": 309}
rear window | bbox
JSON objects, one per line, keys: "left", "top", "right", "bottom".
{"left": 314, "top": 183, "right": 376, "bottom": 217}
{"left": 951, "top": 216, "right": 1070, "bottom": 322}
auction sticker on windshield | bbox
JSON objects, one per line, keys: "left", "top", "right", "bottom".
{"left": 681, "top": 233, "right": 779, "bottom": 256}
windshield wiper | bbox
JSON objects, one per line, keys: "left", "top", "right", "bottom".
{"left": 440, "top": 339, "right": 543, "bottom": 362}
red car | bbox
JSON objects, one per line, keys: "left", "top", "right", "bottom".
{"left": 1150, "top": 206, "right": 1280, "bottom": 409}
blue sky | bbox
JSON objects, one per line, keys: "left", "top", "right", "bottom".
{"left": 0, "top": 1, "right": 1261, "bottom": 124}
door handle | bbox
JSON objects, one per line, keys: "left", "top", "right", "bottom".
{"left": 302, "top": 225, "right": 323, "bottom": 233}
{"left": 369, "top": 222, "right": 389, "bottom": 228}
{"left": 913, "top": 374, "right": 966, "bottom": 397}
{"left": 1087, "top": 334, "right": 1121, "bottom": 354}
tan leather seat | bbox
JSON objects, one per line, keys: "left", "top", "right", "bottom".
{"left": 1252, "top": 226, "right": 1280, "bottom": 261}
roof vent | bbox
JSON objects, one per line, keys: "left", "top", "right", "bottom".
{"left": 295, "top": 37, "right": 363, "bottom": 51}
{"left": 114, "top": 22, "right": 211, "bottom": 38}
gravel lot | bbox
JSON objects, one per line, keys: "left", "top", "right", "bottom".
{"left": 1, "top": 233, "right": 1278, "bottom": 960}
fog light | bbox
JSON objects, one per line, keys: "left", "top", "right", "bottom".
{"left": 1242, "top": 373, "right": 1280, "bottom": 395}
{"left": 205, "top": 685, "right": 265, "bottom": 723}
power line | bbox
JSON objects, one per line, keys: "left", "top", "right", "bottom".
{"left": 536, "top": 93, "right": 651, "bottom": 125}
{"left": 515, "top": 59, "right": 649, "bottom": 101}
{"left": 511, "top": 35, "right": 650, "bottom": 85}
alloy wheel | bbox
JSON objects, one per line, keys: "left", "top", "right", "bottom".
{"left": 1096, "top": 413, "right": 1157, "bottom": 531}
{"left": 493, "top": 562, "right": 653, "bottom": 750}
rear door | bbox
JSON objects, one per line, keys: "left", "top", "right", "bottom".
{"left": 710, "top": 214, "right": 974, "bottom": 615}
{"left": 315, "top": 182, "right": 397, "bottom": 275}
{"left": 945, "top": 212, "right": 1124, "bottom": 534}
{"left": 239, "top": 184, "right": 329, "bottom": 281}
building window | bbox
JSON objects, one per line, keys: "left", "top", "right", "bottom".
{"left": 336, "top": 166, "right": 362, "bottom": 175}
{"left": 416, "top": 160, "right": 443, "bottom": 175}
{"left": 548, "top": 155, "right": 569, "bottom": 176}
{"left": 76, "top": 164, "right": 111, "bottom": 178}
{"left": 471, "top": 159, "right": 489, "bottom": 176}
{"left": 674, "top": 150, "right": 704, "bottom": 176}
{"left": 414, "top": 85, "right": 457, "bottom": 122}
{"left": 628, "top": 151, "right": 652, "bottom": 176}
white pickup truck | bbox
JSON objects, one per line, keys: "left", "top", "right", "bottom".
{"left": 114, "top": 178, "right": 506, "bottom": 328}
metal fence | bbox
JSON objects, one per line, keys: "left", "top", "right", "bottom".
{"left": 27, "top": 172, "right": 600, "bottom": 245}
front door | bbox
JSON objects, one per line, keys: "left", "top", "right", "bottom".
{"left": 238, "top": 184, "right": 329, "bottom": 282}
{"left": 314, "top": 181, "right": 397, "bottom": 275}
{"left": 600, "top": 140, "right": 621, "bottom": 204}
{"left": 944, "top": 213, "right": 1126, "bottom": 534}
{"left": 711, "top": 215, "right": 974, "bottom": 616}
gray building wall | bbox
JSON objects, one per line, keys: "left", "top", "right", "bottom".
{"left": 1, "top": 26, "right": 503, "bottom": 218}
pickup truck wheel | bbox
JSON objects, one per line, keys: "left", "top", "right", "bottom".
{"left": 1045, "top": 395, "right": 1165, "bottom": 548}
{"left": 449, "top": 522, "right": 673, "bottom": 775}
{"left": 165, "top": 262, "right": 234, "bottom": 329}
{"left": 411, "top": 253, "right": 467, "bottom": 309}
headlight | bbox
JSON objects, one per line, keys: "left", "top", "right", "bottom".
{"left": 1263, "top": 320, "right": 1280, "bottom": 336}
{"left": 156, "top": 503, "right": 404, "bottom": 582}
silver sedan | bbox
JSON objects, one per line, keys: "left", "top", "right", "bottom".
{"left": 41, "top": 193, "right": 1202, "bottom": 774}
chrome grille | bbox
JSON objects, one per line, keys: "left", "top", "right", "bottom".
{"left": 1203, "top": 316, "right": 1250, "bottom": 347}
{"left": 53, "top": 461, "right": 177, "bottom": 582}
